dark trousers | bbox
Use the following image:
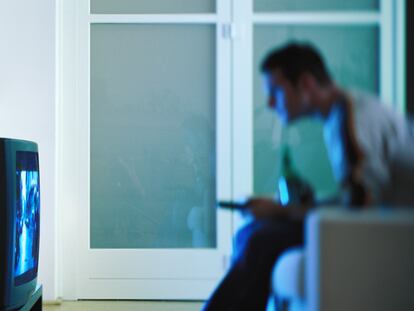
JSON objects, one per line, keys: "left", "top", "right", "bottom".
{"left": 202, "top": 218, "right": 303, "bottom": 311}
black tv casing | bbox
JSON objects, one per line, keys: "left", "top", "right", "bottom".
{"left": 0, "top": 138, "right": 40, "bottom": 311}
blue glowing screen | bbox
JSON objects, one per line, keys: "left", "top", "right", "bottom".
{"left": 14, "top": 151, "right": 40, "bottom": 286}
{"left": 278, "top": 177, "right": 290, "bottom": 206}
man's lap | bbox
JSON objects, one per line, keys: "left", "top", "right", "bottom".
{"left": 202, "top": 216, "right": 303, "bottom": 311}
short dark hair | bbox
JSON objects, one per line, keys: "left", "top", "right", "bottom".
{"left": 261, "top": 42, "right": 332, "bottom": 86}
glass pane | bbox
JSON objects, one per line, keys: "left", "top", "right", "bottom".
{"left": 91, "top": 0, "right": 215, "bottom": 14}
{"left": 254, "top": 0, "right": 379, "bottom": 12}
{"left": 253, "top": 25, "right": 379, "bottom": 198}
{"left": 90, "top": 24, "right": 216, "bottom": 249}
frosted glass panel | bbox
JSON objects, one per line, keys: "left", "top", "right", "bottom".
{"left": 254, "top": 0, "right": 379, "bottom": 12}
{"left": 253, "top": 25, "right": 379, "bottom": 198}
{"left": 90, "top": 24, "right": 216, "bottom": 249}
{"left": 91, "top": 0, "right": 215, "bottom": 14}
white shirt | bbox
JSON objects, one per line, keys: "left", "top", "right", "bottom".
{"left": 324, "top": 91, "right": 414, "bottom": 206}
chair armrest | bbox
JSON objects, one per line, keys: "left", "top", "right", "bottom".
{"left": 306, "top": 208, "right": 414, "bottom": 311}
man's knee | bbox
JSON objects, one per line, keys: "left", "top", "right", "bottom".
{"left": 233, "top": 219, "right": 303, "bottom": 266}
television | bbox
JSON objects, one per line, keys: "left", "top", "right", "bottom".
{"left": 0, "top": 138, "right": 40, "bottom": 310}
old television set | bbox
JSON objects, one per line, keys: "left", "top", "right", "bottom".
{"left": 0, "top": 138, "right": 40, "bottom": 310}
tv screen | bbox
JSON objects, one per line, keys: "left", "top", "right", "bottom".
{"left": 14, "top": 151, "right": 40, "bottom": 286}
{"left": 0, "top": 138, "right": 40, "bottom": 311}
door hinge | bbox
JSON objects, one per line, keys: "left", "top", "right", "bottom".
{"left": 222, "top": 23, "right": 237, "bottom": 40}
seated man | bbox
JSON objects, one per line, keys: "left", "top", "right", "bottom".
{"left": 202, "top": 43, "right": 414, "bottom": 311}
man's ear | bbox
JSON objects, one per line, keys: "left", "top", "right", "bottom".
{"left": 297, "top": 72, "right": 317, "bottom": 92}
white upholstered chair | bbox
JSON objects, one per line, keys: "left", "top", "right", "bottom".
{"left": 270, "top": 208, "right": 414, "bottom": 311}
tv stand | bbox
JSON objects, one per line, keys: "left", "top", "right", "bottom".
{"left": 18, "top": 285, "right": 42, "bottom": 311}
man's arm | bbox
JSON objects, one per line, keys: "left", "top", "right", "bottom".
{"left": 242, "top": 197, "right": 312, "bottom": 220}
{"left": 243, "top": 194, "right": 345, "bottom": 221}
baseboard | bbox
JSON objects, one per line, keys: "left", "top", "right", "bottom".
{"left": 42, "top": 298, "right": 63, "bottom": 305}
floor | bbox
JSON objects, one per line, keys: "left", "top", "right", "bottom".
{"left": 43, "top": 301, "right": 204, "bottom": 311}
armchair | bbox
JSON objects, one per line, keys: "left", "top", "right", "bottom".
{"left": 271, "top": 208, "right": 414, "bottom": 311}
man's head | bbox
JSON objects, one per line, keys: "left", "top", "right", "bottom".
{"left": 261, "top": 43, "right": 333, "bottom": 123}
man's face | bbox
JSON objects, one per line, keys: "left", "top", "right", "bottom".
{"left": 263, "top": 69, "right": 304, "bottom": 124}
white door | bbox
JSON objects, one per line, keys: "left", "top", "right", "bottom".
{"left": 66, "top": 0, "right": 234, "bottom": 299}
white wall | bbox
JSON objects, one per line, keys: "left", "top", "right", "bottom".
{"left": 0, "top": 0, "right": 56, "bottom": 301}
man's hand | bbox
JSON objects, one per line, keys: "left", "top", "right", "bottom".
{"left": 242, "top": 197, "right": 309, "bottom": 220}
{"left": 243, "top": 197, "right": 288, "bottom": 219}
